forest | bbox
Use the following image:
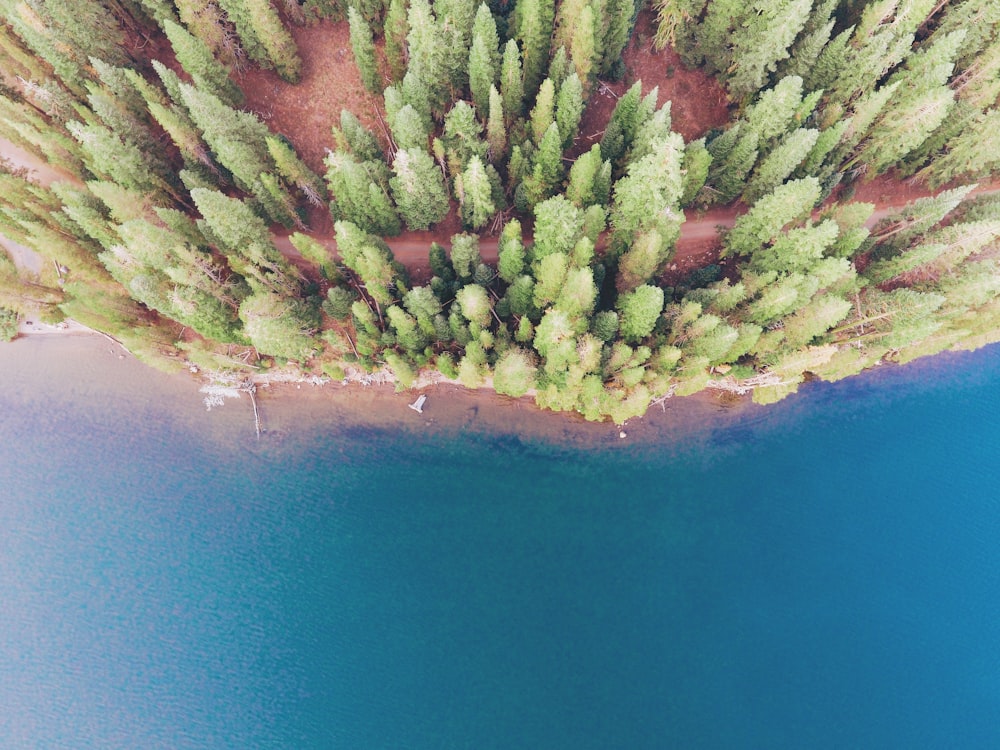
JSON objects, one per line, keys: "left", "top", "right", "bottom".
{"left": 1, "top": 0, "right": 999, "bottom": 422}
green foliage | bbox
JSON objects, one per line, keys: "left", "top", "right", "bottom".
{"left": 450, "top": 233, "right": 482, "bottom": 282}
{"left": 493, "top": 347, "right": 538, "bottom": 396}
{"left": 163, "top": 19, "right": 242, "bottom": 107}
{"left": 0, "top": 306, "right": 19, "bottom": 341}
{"left": 618, "top": 285, "right": 665, "bottom": 343}
{"left": 391, "top": 148, "right": 450, "bottom": 230}
{"left": 457, "top": 155, "right": 496, "bottom": 229}
{"left": 348, "top": 6, "right": 381, "bottom": 94}
{"left": 239, "top": 291, "right": 318, "bottom": 361}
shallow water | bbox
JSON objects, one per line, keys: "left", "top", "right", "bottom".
{"left": 2, "top": 337, "right": 1000, "bottom": 748}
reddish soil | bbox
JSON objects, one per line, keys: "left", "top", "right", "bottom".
{"left": 239, "top": 21, "right": 381, "bottom": 174}
{"left": 574, "top": 8, "right": 731, "bottom": 156}
{"left": 0, "top": 137, "right": 76, "bottom": 187}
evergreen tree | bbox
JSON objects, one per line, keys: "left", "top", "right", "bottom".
{"left": 325, "top": 151, "right": 401, "bottom": 236}
{"left": 450, "top": 233, "right": 481, "bottom": 282}
{"left": 497, "top": 219, "right": 525, "bottom": 282}
{"left": 601, "top": 0, "right": 635, "bottom": 77}
{"left": 521, "top": 122, "right": 564, "bottom": 208}
{"left": 500, "top": 39, "right": 525, "bottom": 122}
{"left": 163, "top": 19, "right": 242, "bottom": 107}
{"left": 457, "top": 155, "right": 496, "bottom": 229}
{"left": 529, "top": 78, "right": 555, "bottom": 144}
{"left": 190, "top": 187, "right": 303, "bottom": 296}
{"left": 442, "top": 101, "right": 487, "bottom": 178}
{"left": 493, "top": 348, "right": 538, "bottom": 396}
{"left": 389, "top": 104, "right": 429, "bottom": 151}
{"left": 726, "top": 0, "right": 812, "bottom": 99}
{"left": 570, "top": 3, "right": 597, "bottom": 83}
{"left": 239, "top": 290, "right": 318, "bottom": 360}
{"left": 724, "top": 177, "right": 821, "bottom": 257}
{"left": 513, "top": 0, "right": 555, "bottom": 99}
{"left": 486, "top": 85, "right": 507, "bottom": 162}
{"left": 555, "top": 72, "right": 584, "bottom": 149}
{"left": 266, "top": 136, "right": 327, "bottom": 207}
{"left": 680, "top": 138, "right": 711, "bottom": 206}
{"left": 566, "top": 144, "right": 610, "bottom": 208}
{"left": 618, "top": 284, "right": 664, "bottom": 343}
{"left": 179, "top": 82, "right": 274, "bottom": 193}
{"left": 348, "top": 6, "right": 381, "bottom": 94}
{"left": 390, "top": 148, "right": 450, "bottom": 230}
{"left": 744, "top": 128, "right": 819, "bottom": 203}
{"left": 219, "top": 0, "right": 301, "bottom": 82}
{"left": 383, "top": 0, "right": 410, "bottom": 82}
{"left": 468, "top": 3, "right": 500, "bottom": 117}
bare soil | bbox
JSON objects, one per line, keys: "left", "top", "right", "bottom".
{"left": 574, "top": 8, "right": 731, "bottom": 157}
{"left": 239, "top": 21, "right": 380, "bottom": 175}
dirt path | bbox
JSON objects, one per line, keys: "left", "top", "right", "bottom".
{"left": 0, "top": 137, "right": 75, "bottom": 187}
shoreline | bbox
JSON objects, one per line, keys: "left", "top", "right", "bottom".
{"left": 2, "top": 328, "right": 761, "bottom": 448}
{"left": 8, "top": 319, "right": 993, "bottom": 449}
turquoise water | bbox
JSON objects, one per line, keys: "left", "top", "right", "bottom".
{"left": 2, "top": 341, "right": 1000, "bottom": 748}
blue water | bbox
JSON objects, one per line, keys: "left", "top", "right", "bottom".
{"left": 2, "top": 342, "right": 1000, "bottom": 749}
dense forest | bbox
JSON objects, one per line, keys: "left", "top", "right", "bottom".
{"left": 1, "top": 0, "right": 999, "bottom": 421}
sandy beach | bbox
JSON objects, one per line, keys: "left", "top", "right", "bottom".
{"left": 0, "top": 326, "right": 764, "bottom": 450}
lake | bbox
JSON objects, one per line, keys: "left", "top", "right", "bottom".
{"left": 2, "top": 336, "right": 999, "bottom": 748}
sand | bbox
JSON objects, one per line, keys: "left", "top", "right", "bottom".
{"left": 0, "top": 328, "right": 762, "bottom": 450}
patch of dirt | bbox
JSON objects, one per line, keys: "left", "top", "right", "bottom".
{"left": 574, "top": 8, "right": 731, "bottom": 156}
{"left": 239, "top": 20, "right": 381, "bottom": 174}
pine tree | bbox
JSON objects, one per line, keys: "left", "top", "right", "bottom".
{"left": 680, "top": 138, "right": 711, "bottom": 206}
{"left": 726, "top": 0, "right": 812, "bottom": 99}
{"left": 618, "top": 284, "right": 664, "bottom": 343}
{"left": 179, "top": 82, "right": 274, "bottom": 193}
{"left": 337, "top": 110, "right": 384, "bottom": 162}
{"left": 744, "top": 128, "right": 819, "bottom": 203}
{"left": 325, "top": 151, "right": 401, "bottom": 236}
{"left": 163, "top": 19, "right": 243, "bottom": 107}
{"left": 450, "top": 233, "right": 482, "bottom": 282}
{"left": 533, "top": 196, "right": 585, "bottom": 260}
{"left": 724, "top": 177, "right": 821, "bottom": 257}
{"left": 529, "top": 78, "right": 555, "bottom": 144}
{"left": 468, "top": 3, "right": 500, "bottom": 118}
{"left": 486, "top": 85, "right": 507, "bottom": 162}
{"left": 497, "top": 219, "right": 525, "bottom": 282}
{"left": 348, "top": 6, "right": 381, "bottom": 94}
{"left": 513, "top": 0, "right": 555, "bottom": 98}
{"left": 921, "top": 108, "right": 1000, "bottom": 188}
{"left": 493, "top": 348, "right": 538, "bottom": 396}
{"left": 457, "top": 155, "right": 496, "bottom": 229}
{"left": 600, "top": 81, "right": 643, "bottom": 168}
{"left": 174, "top": 0, "right": 234, "bottom": 63}
{"left": 190, "top": 187, "right": 303, "bottom": 296}
{"left": 500, "top": 39, "right": 525, "bottom": 122}
{"left": 222, "top": 0, "right": 302, "bottom": 82}
{"left": 335, "top": 220, "right": 402, "bottom": 306}
{"left": 442, "top": 101, "right": 487, "bottom": 178}
{"left": 745, "top": 75, "right": 805, "bottom": 144}
{"left": 570, "top": 3, "right": 598, "bottom": 84}
{"left": 390, "top": 148, "right": 450, "bottom": 230}
{"left": 547, "top": 45, "right": 570, "bottom": 89}
{"left": 239, "top": 289, "right": 318, "bottom": 360}
{"left": 780, "top": 2, "right": 835, "bottom": 82}
{"left": 854, "top": 30, "right": 965, "bottom": 176}
{"left": 601, "top": 0, "right": 635, "bottom": 77}
{"left": 389, "top": 104, "right": 429, "bottom": 151}
{"left": 383, "top": 0, "right": 410, "bottom": 83}
{"left": 522, "top": 122, "right": 564, "bottom": 208}
{"left": 555, "top": 72, "right": 584, "bottom": 149}
{"left": 266, "top": 136, "right": 327, "bottom": 207}
{"left": 566, "top": 144, "right": 607, "bottom": 208}
{"left": 610, "top": 132, "right": 685, "bottom": 245}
